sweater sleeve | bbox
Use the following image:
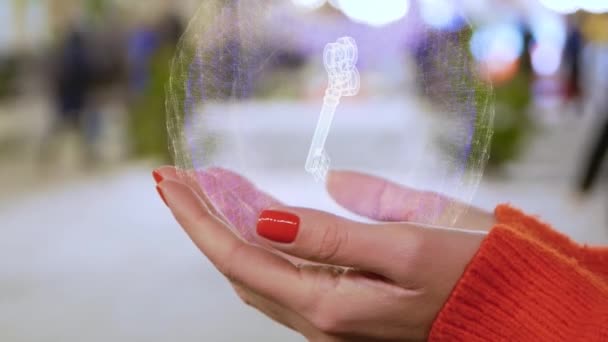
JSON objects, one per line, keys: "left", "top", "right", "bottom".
{"left": 494, "top": 205, "right": 608, "bottom": 282}
{"left": 429, "top": 205, "right": 608, "bottom": 341}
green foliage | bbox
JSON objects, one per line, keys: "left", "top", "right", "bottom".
{"left": 0, "top": 57, "right": 18, "bottom": 99}
{"left": 129, "top": 47, "right": 174, "bottom": 162}
{"left": 488, "top": 72, "right": 532, "bottom": 167}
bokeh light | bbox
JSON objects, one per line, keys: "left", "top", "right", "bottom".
{"left": 419, "top": 0, "right": 461, "bottom": 30}
{"left": 470, "top": 23, "right": 524, "bottom": 67}
{"left": 291, "top": 0, "right": 327, "bottom": 11}
{"left": 335, "top": 0, "right": 410, "bottom": 27}
{"left": 531, "top": 43, "right": 562, "bottom": 76}
{"left": 529, "top": 13, "right": 566, "bottom": 76}
{"left": 539, "top": 0, "right": 608, "bottom": 14}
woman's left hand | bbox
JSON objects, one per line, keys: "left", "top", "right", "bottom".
{"left": 154, "top": 167, "right": 492, "bottom": 341}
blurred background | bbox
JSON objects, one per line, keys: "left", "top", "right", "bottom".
{"left": 1, "top": 0, "right": 607, "bottom": 341}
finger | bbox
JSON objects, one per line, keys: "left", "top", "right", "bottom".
{"left": 154, "top": 166, "right": 229, "bottom": 225}
{"left": 159, "top": 167, "right": 312, "bottom": 266}
{"left": 201, "top": 168, "right": 323, "bottom": 266}
{"left": 234, "top": 271, "right": 419, "bottom": 340}
{"left": 295, "top": 267, "right": 430, "bottom": 339}
{"left": 256, "top": 207, "right": 487, "bottom": 283}
{"left": 197, "top": 168, "right": 280, "bottom": 242}
{"left": 231, "top": 283, "right": 312, "bottom": 335}
{"left": 256, "top": 206, "right": 413, "bottom": 278}
{"left": 205, "top": 168, "right": 279, "bottom": 210}
{"left": 327, "top": 170, "right": 494, "bottom": 230}
{"left": 156, "top": 166, "right": 280, "bottom": 242}
{"left": 158, "top": 179, "right": 311, "bottom": 312}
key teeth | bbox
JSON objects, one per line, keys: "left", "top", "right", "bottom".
{"left": 317, "top": 152, "right": 330, "bottom": 182}
{"left": 309, "top": 151, "right": 330, "bottom": 182}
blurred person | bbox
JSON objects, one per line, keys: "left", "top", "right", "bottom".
{"left": 578, "top": 15, "right": 608, "bottom": 194}
{"left": 127, "top": 23, "right": 159, "bottom": 95}
{"left": 40, "top": 26, "right": 98, "bottom": 166}
{"left": 0, "top": 55, "right": 19, "bottom": 99}
{"left": 578, "top": 101, "right": 608, "bottom": 194}
{"left": 152, "top": 166, "right": 607, "bottom": 341}
{"left": 563, "top": 18, "right": 584, "bottom": 107}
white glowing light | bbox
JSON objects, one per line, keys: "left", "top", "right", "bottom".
{"left": 470, "top": 24, "right": 524, "bottom": 65}
{"left": 538, "top": 0, "right": 608, "bottom": 14}
{"left": 528, "top": 13, "right": 566, "bottom": 77}
{"left": 336, "top": 0, "right": 410, "bottom": 27}
{"left": 530, "top": 13, "right": 567, "bottom": 49}
{"left": 531, "top": 43, "right": 562, "bottom": 76}
{"left": 419, "top": 0, "right": 459, "bottom": 30}
{"left": 291, "top": 0, "right": 327, "bottom": 10}
{"left": 581, "top": 0, "right": 608, "bottom": 13}
{"left": 538, "top": 0, "right": 579, "bottom": 14}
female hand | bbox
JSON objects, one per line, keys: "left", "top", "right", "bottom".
{"left": 154, "top": 167, "right": 494, "bottom": 341}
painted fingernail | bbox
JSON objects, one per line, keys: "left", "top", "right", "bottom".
{"left": 156, "top": 185, "right": 168, "bottom": 206}
{"left": 152, "top": 170, "right": 163, "bottom": 184}
{"left": 257, "top": 210, "right": 300, "bottom": 243}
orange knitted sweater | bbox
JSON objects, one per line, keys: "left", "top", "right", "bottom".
{"left": 429, "top": 205, "right": 608, "bottom": 341}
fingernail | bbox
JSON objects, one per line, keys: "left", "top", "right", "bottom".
{"left": 156, "top": 185, "right": 168, "bottom": 206}
{"left": 257, "top": 210, "right": 300, "bottom": 243}
{"left": 152, "top": 170, "right": 163, "bottom": 184}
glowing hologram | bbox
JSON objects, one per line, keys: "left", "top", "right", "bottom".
{"left": 166, "top": 0, "right": 495, "bottom": 227}
{"left": 305, "top": 36, "right": 360, "bottom": 181}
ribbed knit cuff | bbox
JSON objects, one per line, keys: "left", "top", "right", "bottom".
{"left": 495, "top": 204, "right": 608, "bottom": 281}
{"left": 429, "top": 224, "right": 608, "bottom": 341}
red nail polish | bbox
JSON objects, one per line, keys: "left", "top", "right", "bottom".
{"left": 257, "top": 210, "right": 300, "bottom": 243}
{"left": 152, "top": 170, "right": 163, "bottom": 184}
{"left": 156, "top": 186, "right": 168, "bottom": 206}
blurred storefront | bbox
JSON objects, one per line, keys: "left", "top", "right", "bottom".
{"left": 1, "top": 1, "right": 607, "bottom": 341}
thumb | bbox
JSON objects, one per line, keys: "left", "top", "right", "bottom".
{"left": 327, "top": 170, "right": 494, "bottom": 230}
{"left": 326, "top": 170, "right": 447, "bottom": 223}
